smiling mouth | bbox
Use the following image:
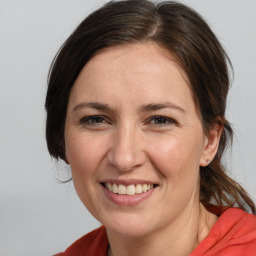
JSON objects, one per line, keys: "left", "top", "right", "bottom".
{"left": 102, "top": 182, "right": 158, "bottom": 196}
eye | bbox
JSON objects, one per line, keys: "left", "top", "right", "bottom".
{"left": 79, "top": 115, "right": 109, "bottom": 126}
{"left": 147, "top": 116, "right": 177, "bottom": 126}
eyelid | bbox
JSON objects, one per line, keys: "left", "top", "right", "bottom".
{"left": 79, "top": 115, "right": 109, "bottom": 124}
{"left": 147, "top": 115, "right": 177, "bottom": 125}
{"left": 78, "top": 115, "right": 178, "bottom": 127}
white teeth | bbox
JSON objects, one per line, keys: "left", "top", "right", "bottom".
{"left": 105, "top": 182, "right": 155, "bottom": 195}
{"left": 142, "top": 184, "right": 148, "bottom": 192}
{"left": 112, "top": 183, "right": 118, "bottom": 193}
{"left": 118, "top": 184, "right": 127, "bottom": 195}
{"left": 127, "top": 185, "right": 136, "bottom": 195}
{"left": 135, "top": 184, "right": 143, "bottom": 194}
{"left": 107, "top": 183, "right": 112, "bottom": 192}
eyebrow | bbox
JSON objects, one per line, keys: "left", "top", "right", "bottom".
{"left": 72, "top": 101, "right": 185, "bottom": 113}
{"left": 72, "top": 102, "right": 113, "bottom": 113}
{"left": 138, "top": 102, "right": 186, "bottom": 113}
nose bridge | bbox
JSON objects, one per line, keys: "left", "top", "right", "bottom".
{"left": 107, "top": 121, "right": 145, "bottom": 172}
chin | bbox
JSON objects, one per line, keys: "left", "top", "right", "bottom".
{"left": 103, "top": 213, "right": 156, "bottom": 238}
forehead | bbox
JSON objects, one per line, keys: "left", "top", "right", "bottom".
{"left": 69, "top": 43, "right": 195, "bottom": 114}
{"left": 87, "top": 43, "right": 187, "bottom": 79}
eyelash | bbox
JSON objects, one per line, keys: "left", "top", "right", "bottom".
{"left": 79, "top": 115, "right": 177, "bottom": 128}
{"left": 80, "top": 115, "right": 108, "bottom": 125}
{"left": 147, "top": 116, "right": 177, "bottom": 126}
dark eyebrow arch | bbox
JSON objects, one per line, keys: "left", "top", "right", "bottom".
{"left": 73, "top": 101, "right": 185, "bottom": 114}
{"left": 138, "top": 102, "right": 185, "bottom": 113}
{"left": 72, "top": 102, "right": 114, "bottom": 113}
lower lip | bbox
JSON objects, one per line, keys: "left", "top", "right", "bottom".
{"left": 102, "top": 185, "right": 156, "bottom": 206}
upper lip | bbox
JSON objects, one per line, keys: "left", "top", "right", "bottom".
{"left": 100, "top": 179, "right": 158, "bottom": 186}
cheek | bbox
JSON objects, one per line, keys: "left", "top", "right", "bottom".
{"left": 145, "top": 134, "right": 202, "bottom": 219}
{"left": 64, "top": 133, "right": 107, "bottom": 214}
{"left": 147, "top": 133, "right": 202, "bottom": 180}
{"left": 65, "top": 133, "right": 105, "bottom": 179}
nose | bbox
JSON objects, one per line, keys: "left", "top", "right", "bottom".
{"left": 107, "top": 124, "right": 146, "bottom": 172}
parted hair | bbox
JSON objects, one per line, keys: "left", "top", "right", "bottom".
{"left": 45, "top": 0, "right": 255, "bottom": 213}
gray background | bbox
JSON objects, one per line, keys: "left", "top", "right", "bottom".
{"left": 0, "top": 0, "right": 255, "bottom": 255}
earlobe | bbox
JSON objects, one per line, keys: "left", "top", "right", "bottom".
{"left": 200, "top": 125, "right": 223, "bottom": 167}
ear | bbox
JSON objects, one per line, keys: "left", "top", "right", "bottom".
{"left": 200, "top": 124, "right": 223, "bottom": 167}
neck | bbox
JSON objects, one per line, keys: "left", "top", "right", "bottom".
{"left": 107, "top": 203, "right": 217, "bottom": 256}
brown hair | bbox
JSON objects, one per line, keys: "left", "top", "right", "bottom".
{"left": 45, "top": 0, "right": 255, "bottom": 213}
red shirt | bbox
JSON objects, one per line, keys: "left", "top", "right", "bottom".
{"left": 55, "top": 207, "right": 256, "bottom": 256}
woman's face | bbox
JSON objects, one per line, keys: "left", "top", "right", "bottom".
{"left": 65, "top": 43, "right": 213, "bottom": 237}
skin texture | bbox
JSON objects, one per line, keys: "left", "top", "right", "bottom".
{"left": 64, "top": 43, "right": 221, "bottom": 256}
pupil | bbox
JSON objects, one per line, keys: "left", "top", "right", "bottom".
{"left": 156, "top": 118, "right": 165, "bottom": 124}
{"left": 93, "top": 117, "right": 102, "bottom": 123}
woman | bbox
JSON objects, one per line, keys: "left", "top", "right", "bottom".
{"left": 45, "top": 0, "right": 256, "bottom": 255}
